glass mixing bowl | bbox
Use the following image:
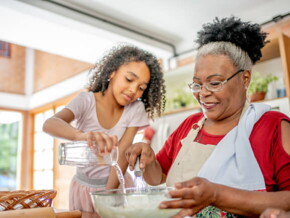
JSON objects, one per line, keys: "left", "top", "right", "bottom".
{"left": 90, "top": 186, "right": 181, "bottom": 218}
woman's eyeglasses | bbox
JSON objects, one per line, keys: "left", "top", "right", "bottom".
{"left": 188, "top": 69, "right": 244, "bottom": 93}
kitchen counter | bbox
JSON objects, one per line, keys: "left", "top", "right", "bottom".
{"left": 55, "top": 209, "right": 101, "bottom": 218}
{"left": 0, "top": 208, "right": 101, "bottom": 218}
{"left": 80, "top": 211, "right": 100, "bottom": 218}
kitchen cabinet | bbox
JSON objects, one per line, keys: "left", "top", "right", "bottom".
{"left": 258, "top": 32, "right": 290, "bottom": 98}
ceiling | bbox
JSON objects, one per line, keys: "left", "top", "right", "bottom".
{"left": 0, "top": 0, "right": 290, "bottom": 110}
{"left": 57, "top": 0, "right": 290, "bottom": 52}
{"left": 2, "top": 0, "right": 290, "bottom": 64}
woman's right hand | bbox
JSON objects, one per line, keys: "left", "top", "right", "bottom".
{"left": 260, "top": 208, "right": 290, "bottom": 218}
{"left": 85, "top": 131, "right": 118, "bottom": 154}
{"left": 159, "top": 177, "right": 217, "bottom": 217}
{"left": 125, "top": 142, "right": 156, "bottom": 172}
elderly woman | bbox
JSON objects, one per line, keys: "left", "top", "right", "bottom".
{"left": 126, "top": 16, "right": 290, "bottom": 217}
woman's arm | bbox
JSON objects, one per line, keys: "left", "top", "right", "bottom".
{"left": 281, "top": 120, "right": 290, "bottom": 155}
{"left": 144, "top": 164, "right": 167, "bottom": 185}
{"left": 160, "top": 120, "right": 290, "bottom": 217}
{"left": 126, "top": 142, "right": 165, "bottom": 186}
{"left": 160, "top": 177, "right": 290, "bottom": 217}
{"left": 141, "top": 150, "right": 166, "bottom": 186}
{"left": 213, "top": 183, "right": 290, "bottom": 217}
{"left": 106, "top": 127, "right": 139, "bottom": 189}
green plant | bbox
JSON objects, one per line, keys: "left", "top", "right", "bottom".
{"left": 165, "top": 88, "right": 197, "bottom": 111}
{"left": 248, "top": 72, "right": 278, "bottom": 95}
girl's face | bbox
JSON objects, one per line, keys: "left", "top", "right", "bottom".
{"left": 109, "top": 61, "right": 150, "bottom": 106}
{"left": 192, "top": 55, "right": 250, "bottom": 121}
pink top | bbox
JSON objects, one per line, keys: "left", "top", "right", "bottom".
{"left": 66, "top": 91, "right": 149, "bottom": 180}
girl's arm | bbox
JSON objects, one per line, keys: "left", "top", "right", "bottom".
{"left": 43, "top": 108, "right": 117, "bottom": 150}
{"left": 106, "top": 127, "right": 139, "bottom": 189}
{"left": 43, "top": 108, "right": 86, "bottom": 141}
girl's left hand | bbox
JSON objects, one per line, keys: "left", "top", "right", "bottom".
{"left": 159, "top": 177, "right": 217, "bottom": 218}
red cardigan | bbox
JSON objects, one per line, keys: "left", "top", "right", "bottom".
{"left": 156, "top": 111, "right": 290, "bottom": 191}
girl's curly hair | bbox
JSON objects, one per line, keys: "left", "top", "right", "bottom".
{"left": 195, "top": 16, "right": 268, "bottom": 64}
{"left": 88, "top": 44, "right": 166, "bottom": 119}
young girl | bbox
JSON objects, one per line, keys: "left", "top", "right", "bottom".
{"left": 43, "top": 45, "right": 166, "bottom": 212}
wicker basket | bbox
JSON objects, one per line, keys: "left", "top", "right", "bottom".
{"left": 0, "top": 190, "right": 57, "bottom": 211}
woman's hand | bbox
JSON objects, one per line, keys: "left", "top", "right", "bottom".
{"left": 85, "top": 131, "right": 118, "bottom": 154}
{"left": 125, "top": 142, "right": 156, "bottom": 171}
{"left": 159, "top": 177, "right": 218, "bottom": 218}
{"left": 260, "top": 208, "right": 290, "bottom": 218}
{"left": 126, "top": 142, "right": 164, "bottom": 185}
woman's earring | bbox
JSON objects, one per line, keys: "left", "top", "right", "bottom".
{"left": 107, "top": 78, "right": 110, "bottom": 82}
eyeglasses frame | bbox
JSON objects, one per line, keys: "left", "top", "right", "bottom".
{"left": 188, "top": 69, "right": 245, "bottom": 93}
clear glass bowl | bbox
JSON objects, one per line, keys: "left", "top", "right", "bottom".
{"left": 90, "top": 187, "right": 180, "bottom": 218}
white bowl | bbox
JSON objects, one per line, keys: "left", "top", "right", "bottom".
{"left": 90, "top": 187, "right": 180, "bottom": 218}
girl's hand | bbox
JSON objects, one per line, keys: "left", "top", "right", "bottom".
{"left": 260, "top": 208, "right": 290, "bottom": 218}
{"left": 125, "top": 142, "right": 156, "bottom": 171}
{"left": 85, "top": 131, "right": 118, "bottom": 154}
{"left": 159, "top": 177, "right": 218, "bottom": 218}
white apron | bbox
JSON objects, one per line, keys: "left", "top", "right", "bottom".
{"left": 166, "top": 102, "right": 269, "bottom": 190}
{"left": 166, "top": 117, "right": 214, "bottom": 186}
{"left": 165, "top": 103, "right": 270, "bottom": 217}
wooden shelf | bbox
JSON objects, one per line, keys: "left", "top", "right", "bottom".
{"left": 259, "top": 37, "right": 280, "bottom": 62}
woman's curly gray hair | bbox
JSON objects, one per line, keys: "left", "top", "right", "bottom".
{"left": 88, "top": 44, "right": 166, "bottom": 119}
{"left": 195, "top": 16, "right": 268, "bottom": 65}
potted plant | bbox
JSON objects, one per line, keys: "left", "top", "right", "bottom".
{"left": 165, "top": 88, "right": 197, "bottom": 112}
{"left": 248, "top": 72, "right": 278, "bottom": 102}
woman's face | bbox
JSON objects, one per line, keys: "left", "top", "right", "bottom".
{"left": 192, "top": 55, "right": 250, "bottom": 121}
{"left": 109, "top": 61, "right": 150, "bottom": 106}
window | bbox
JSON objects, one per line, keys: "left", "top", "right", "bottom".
{"left": 0, "top": 111, "right": 22, "bottom": 191}
{"left": 33, "top": 110, "right": 54, "bottom": 189}
{"left": 33, "top": 105, "right": 65, "bottom": 190}
{"left": 0, "top": 41, "right": 11, "bottom": 57}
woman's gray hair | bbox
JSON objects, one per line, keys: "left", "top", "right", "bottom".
{"left": 196, "top": 42, "right": 253, "bottom": 71}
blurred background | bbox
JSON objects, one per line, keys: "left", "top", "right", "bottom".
{"left": 1, "top": 0, "right": 290, "bottom": 209}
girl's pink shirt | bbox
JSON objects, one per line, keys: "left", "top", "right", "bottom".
{"left": 66, "top": 91, "right": 149, "bottom": 179}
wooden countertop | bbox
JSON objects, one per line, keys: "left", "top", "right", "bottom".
{"left": 80, "top": 211, "right": 100, "bottom": 218}
{"left": 0, "top": 208, "right": 101, "bottom": 218}
{"left": 55, "top": 209, "right": 100, "bottom": 218}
